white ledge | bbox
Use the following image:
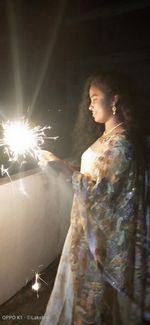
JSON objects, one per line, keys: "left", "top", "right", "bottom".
{"left": 0, "top": 166, "right": 73, "bottom": 305}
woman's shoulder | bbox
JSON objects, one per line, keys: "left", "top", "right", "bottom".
{"left": 105, "top": 130, "right": 138, "bottom": 163}
{"left": 83, "top": 129, "right": 135, "bottom": 158}
{"left": 109, "top": 129, "right": 132, "bottom": 146}
{"left": 92, "top": 129, "right": 132, "bottom": 150}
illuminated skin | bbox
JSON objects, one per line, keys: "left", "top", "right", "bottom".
{"left": 89, "top": 85, "right": 123, "bottom": 134}
{"left": 89, "top": 86, "right": 112, "bottom": 123}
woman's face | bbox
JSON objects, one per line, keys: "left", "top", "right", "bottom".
{"left": 89, "top": 85, "right": 112, "bottom": 123}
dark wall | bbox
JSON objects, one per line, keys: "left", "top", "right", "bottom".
{"left": 0, "top": 0, "right": 150, "bottom": 159}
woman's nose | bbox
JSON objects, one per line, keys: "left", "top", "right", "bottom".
{"left": 89, "top": 104, "right": 93, "bottom": 111}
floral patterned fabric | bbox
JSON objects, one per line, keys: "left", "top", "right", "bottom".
{"left": 40, "top": 129, "right": 148, "bottom": 325}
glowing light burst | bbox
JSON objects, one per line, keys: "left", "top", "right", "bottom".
{"left": 0, "top": 119, "right": 59, "bottom": 162}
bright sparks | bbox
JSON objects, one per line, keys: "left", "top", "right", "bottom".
{"left": 0, "top": 119, "right": 59, "bottom": 161}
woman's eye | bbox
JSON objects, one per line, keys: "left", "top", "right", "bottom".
{"left": 92, "top": 98, "right": 99, "bottom": 103}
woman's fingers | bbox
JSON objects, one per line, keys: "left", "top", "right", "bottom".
{"left": 38, "top": 150, "right": 59, "bottom": 162}
{"left": 37, "top": 150, "right": 60, "bottom": 169}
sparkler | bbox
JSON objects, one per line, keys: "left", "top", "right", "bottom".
{"left": 0, "top": 119, "right": 59, "bottom": 162}
{"left": 0, "top": 118, "right": 59, "bottom": 178}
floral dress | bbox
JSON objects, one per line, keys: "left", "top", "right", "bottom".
{"left": 40, "top": 129, "right": 148, "bottom": 325}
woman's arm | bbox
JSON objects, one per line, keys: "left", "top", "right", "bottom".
{"left": 38, "top": 150, "right": 77, "bottom": 179}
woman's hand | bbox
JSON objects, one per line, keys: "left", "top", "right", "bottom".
{"left": 38, "top": 150, "right": 60, "bottom": 169}
{"left": 38, "top": 150, "right": 77, "bottom": 180}
{"left": 38, "top": 150, "right": 60, "bottom": 162}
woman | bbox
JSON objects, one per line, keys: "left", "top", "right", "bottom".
{"left": 40, "top": 71, "right": 148, "bottom": 325}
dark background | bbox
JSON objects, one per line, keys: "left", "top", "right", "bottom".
{"left": 0, "top": 0, "right": 150, "bottom": 159}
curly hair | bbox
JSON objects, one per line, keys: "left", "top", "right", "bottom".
{"left": 72, "top": 69, "right": 142, "bottom": 162}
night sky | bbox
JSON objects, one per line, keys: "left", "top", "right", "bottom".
{"left": 0, "top": 0, "right": 150, "bottom": 158}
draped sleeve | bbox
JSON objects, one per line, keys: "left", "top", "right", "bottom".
{"left": 71, "top": 135, "right": 145, "bottom": 301}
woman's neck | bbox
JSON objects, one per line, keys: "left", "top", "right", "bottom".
{"left": 104, "top": 117, "right": 124, "bottom": 134}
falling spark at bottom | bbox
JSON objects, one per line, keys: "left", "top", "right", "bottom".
{"left": 32, "top": 273, "right": 48, "bottom": 298}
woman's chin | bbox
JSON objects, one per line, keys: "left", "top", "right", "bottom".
{"left": 93, "top": 116, "right": 103, "bottom": 123}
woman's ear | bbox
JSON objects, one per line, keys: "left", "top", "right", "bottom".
{"left": 111, "top": 94, "right": 119, "bottom": 107}
{"left": 114, "top": 94, "right": 119, "bottom": 104}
